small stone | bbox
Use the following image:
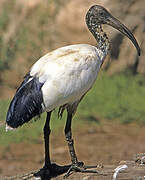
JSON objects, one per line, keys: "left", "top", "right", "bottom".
{"left": 34, "top": 177, "right": 41, "bottom": 180}
{"left": 119, "top": 160, "right": 127, "bottom": 165}
{"left": 119, "top": 160, "right": 135, "bottom": 166}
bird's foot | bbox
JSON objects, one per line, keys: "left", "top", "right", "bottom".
{"left": 34, "top": 163, "right": 71, "bottom": 180}
{"left": 64, "top": 161, "right": 99, "bottom": 178}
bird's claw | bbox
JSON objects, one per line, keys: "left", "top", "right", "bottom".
{"left": 63, "top": 161, "right": 99, "bottom": 178}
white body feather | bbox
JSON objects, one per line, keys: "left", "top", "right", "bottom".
{"left": 30, "top": 44, "right": 106, "bottom": 112}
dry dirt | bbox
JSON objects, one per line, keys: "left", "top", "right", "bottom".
{"left": 0, "top": 122, "right": 145, "bottom": 179}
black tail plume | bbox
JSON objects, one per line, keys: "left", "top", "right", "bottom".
{"left": 6, "top": 73, "right": 44, "bottom": 128}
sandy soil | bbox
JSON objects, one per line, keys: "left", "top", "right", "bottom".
{"left": 0, "top": 122, "right": 145, "bottom": 179}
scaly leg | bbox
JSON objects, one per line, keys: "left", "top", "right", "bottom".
{"left": 64, "top": 111, "right": 99, "bottom": 178}
{"left": 65, "top": 112, "right": 78, "bottom": 164}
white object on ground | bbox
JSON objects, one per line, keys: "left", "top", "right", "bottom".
{"left": 113, "top": 164, "right": 128, "bottom": 180}
{"left": 140, "top": 156, "right": 145, "bottom": 165}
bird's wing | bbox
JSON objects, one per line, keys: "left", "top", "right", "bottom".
{"left": 6, "top": 44, "right": 101, "bottom": 129}
{"left": 6, "top": 47, "right": 80, "bottom": 129}
{"left": 6, "top": 73, "right": 44, "bottom": 128}
{"left": 5, "top": 48, "right": 80, "bottom": 129}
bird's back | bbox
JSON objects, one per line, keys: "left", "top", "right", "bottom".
{"left": 30, "top": 44, "right": 104, "bottom": 78}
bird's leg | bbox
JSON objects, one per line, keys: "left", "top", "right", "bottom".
{"left": 34, "top": 112, "right": 52, "bottom": 179}
{"left": 64, "top": 112, "right": 99, "bottom": 178}
{"left": 65, "top": 112, "right": 78, "bottom": 165}
{"left": 44, "top": 112, "right": 51, "bottom": 168}
{"left": 64, "top": 112, "right": 98, "bottom": 178}
{"left": 34, "top": 112, "right": 71, "bottom": 179}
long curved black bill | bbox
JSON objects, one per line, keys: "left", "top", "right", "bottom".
{"left": 106, "top": 15, "right": 141, "bottom": 56}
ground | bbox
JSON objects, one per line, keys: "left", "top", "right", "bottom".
{"left": 0, "top": 122, "right": 145, "bottom": 179}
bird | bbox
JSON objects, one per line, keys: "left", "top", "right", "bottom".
{"left": 6, "top": 5, "right": 140, "bottom": 179}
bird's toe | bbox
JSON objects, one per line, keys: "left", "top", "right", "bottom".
{"left": 64, "top": 161, "right": 99, "bottom": 178}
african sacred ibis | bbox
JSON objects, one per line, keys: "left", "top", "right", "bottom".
{"left": 6, "top": 5, "right": 140, "bottom": 179}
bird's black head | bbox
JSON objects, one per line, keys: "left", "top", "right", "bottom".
{"left": 86, "top": 5, "right": 141, "bottom": 56}
{"left": 86, "top": 5, "right": 111, "bottom": 26}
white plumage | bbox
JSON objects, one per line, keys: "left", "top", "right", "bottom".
{"left": 30, "top": 44, "right": 104, "bottom": 112}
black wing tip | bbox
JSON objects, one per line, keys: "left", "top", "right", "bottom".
{"left": 6, "top": 75, "right": 44, "bottom": 129}
{"left": 6, "top": 112, "right": 22, "bottom": 128}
